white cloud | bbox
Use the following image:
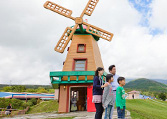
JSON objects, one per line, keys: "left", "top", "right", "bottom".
{"left": 0, "top": 0, "right": 167, "bottom": 85}
{"left": 149, "top": 0, "right": 167, "bottom": 31}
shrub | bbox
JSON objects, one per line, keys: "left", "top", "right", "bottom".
{"left": 37, "top": 87, "right": 48, "bottom": 93}
{"left": 26, "top": 89, "right": 37, "bottom": 93}
{"left": 10, "top": 98, "right": 24, "bottom": 109}
{"left": 3, "top": 86, "right": 12, "bottom": 92}
{"left": 0, "top": 98, "right": 24, "bottom": 109}
{"left": 158, "top": 93, "right": 167, "bottom": 101}
{"left": 29, "top": 98, "right": 37, "bottom": 105}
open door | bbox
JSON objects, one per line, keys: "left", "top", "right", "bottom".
{"left": 70, "top": 87, "right": 87, "bottom": 112}
{"left": 87, "top": 86, "right": 96, "bottom": 112}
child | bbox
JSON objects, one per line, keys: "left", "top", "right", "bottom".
{"left": 102, "top": 74, "right": 114, "bottom": 119}
{"left": 116, "top": 77, "right": 126, "bottom": 119}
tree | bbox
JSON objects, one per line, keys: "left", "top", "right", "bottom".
{"left": 37, "top": 87, "right": 48, "bottom": 93}
{"left": 158, "top": 93, "right": 167, "bottom": 101}
{"left": 26, "top": 88, "right": 37, "bottom": 93}
{"left": 11, "top": 86, "right": 26, "bottom": 92}
{"left": 3, "top": 86, "right": 12, "bottom": 92}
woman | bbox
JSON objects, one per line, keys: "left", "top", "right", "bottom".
{"left": 92, "top": 67, "right": 105, "bottom": 119}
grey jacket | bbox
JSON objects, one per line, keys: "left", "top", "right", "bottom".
{"left": 102, "top": 83, "right": 114, "bottom": 108}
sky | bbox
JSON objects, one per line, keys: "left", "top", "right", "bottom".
{"left": 0, "top": 0, "right": 167, "bottom": 85}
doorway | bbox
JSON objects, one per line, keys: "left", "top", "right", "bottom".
{"left": 70, "top": 87, "right": 87, "bottom": 112}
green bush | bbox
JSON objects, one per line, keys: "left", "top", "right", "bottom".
{"left": 0, "top": 98, "right": 24, "bottom": 109}
{"left": 27, "top": 101, "right": 33, "bottom": 106}
{"left": 29, "top": 98, "right": 37, "bottom": 105}
{"left": 3, "top": 86, "right": 12, "bottom": 92}
{"left": 0, "top": 98, "right": 10, "bottom": 108}
{"left": 47, "top": 89, "right": 55, "bottom": 93}
{"left": 10, "top": 98, "right": 24, "bottom": 109}
{"left": 158, "top": 93, "right": 167, "bottom": 101}
{"left": 11, "top": 86, "right": 26, "bottom": 92}
{"left": 0, "top": 98, "right": 38, "bottom": 110}
{"left": 37, "top": 87, "right": 48, "bottom": 93}
{"left": 26, "top": 88, "right": 37, "bottom": 93}
{"left": 22, "top": 102, "right": 29, "bottom": 109}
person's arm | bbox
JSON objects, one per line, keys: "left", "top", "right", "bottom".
{"left": 103, "top": 82, "right": 108, "bottom": 87}
{"left": 116, "top": 88, "right": 123, "bottom": 109}
{"left": 102, "top": 86, "right": 108, "bottom": 105}
{"left": 93, "top": 77, "right": 102, "bottom": 89}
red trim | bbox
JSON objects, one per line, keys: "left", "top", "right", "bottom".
{"left": 77, "top": 44, "right": 86, "bottom": 53}
{"left": 72, "top": 58, "right": 87, "bottom": 71}
{"left": 66, "top": 85, "right": 69, "bottom": 112}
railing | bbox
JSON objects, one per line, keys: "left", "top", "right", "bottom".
{"left": 0, "top": 107, "right": 29, "bottom": 116}
{"left": 11, "top": 94, "right": 54, "bottom": 98}
{"left": 50, "top": 71, "right": 107, "bottom": 84}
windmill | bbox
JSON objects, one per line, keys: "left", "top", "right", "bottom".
{"left": 43, "top": 0, "right": 114, "bottom": 113}
{"left": 44, "top": 0, "right": 113, "bottom": 53}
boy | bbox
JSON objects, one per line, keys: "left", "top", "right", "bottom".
{"left": 116, "top": 77, "right": 126, "bottom": 119}
{"left": 102, "top": 74, "right": 114, "bottom": 119}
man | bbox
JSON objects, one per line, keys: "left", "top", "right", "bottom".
{"left": 108, "top": 65, "right": 119, "bottom": 119}
{"left": 5, "top": 103, "right": 12, "bottom": 115}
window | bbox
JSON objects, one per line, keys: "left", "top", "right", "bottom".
{"left": 73, "top": 59, "right": 87, "bottom": 71}
{"left": 77, "top": 44, "right": 86, "bottom": 53}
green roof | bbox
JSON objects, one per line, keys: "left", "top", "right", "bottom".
{"left": 50, "top": 71, "right": 107, "bottom": 84}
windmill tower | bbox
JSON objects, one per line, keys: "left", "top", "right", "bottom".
{"left": 44, "top": 0, "right": 114, "bottom": 113}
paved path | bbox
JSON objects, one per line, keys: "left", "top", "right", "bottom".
{"left": 3, "top": 110, "right": 131, "bottom": 119}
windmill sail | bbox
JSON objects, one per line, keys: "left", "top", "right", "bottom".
{"left": 55, "top": 25, "right": 78, "bottom": 53}
{"left": 84, "top": 0, "right": 99, "bottom": 16}
{"left": 44, "top": 0, "right": 114, "bottom": 53}
{"left": 44, "top": 1, "right": 74, "bottom": 20}
{"left": 83, "top": 22, "right": 113, "bottom": 41}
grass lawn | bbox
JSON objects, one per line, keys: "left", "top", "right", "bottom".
{"left": 126, "top": 99, "right": 167, "bottom": 119}
{"left": 27, "top": 100, "right": 58, "bottom": 114}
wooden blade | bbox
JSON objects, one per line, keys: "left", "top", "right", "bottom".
{"left": 44, "top": 1, "right": 75, "bottom": 20}
{"left": 55, "top": 25, "right": 78, "bottom": 53}
{"left": 82, "top": 0, "right": 99, "bottom": 17}
{"left": 83, "top": 22, "right": 113, "bottom": 41}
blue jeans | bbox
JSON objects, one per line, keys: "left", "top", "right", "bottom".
{"left": 117, "top": 106, "right": 125, "bottom": 119}
{"left": 110, "top": 90, "right": 116, "bottom": 119}
{"left": 104, "top": 105, "right": 113, "bottom": 119}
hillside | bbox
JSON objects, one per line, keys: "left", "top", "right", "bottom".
{"left": 127, "top": 99, "right": 167, "bottom": 119}
{"left": 125, "top": 78, "right": 167, "bottom": 85}
{"left": 124, "top": 78, "right": 167, "bottom": 92}
{"left": 0, "top": 84, "right": 52, "bottom": 89}
{"left": 27, "top": 100, "right": 58, "bottom": 114}
{"left": 152, "top": 79, "right": 167, "bottom": 85}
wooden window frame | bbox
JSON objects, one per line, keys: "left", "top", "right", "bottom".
{"left": 77, "top": 44, "right": 86, "bottom": 53}
{"left": 72, "top": 58, "right": 87, "bottom": 71}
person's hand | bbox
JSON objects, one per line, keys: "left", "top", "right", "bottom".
{"left": 101, "top": 85, "right": 105, "bottom": 88}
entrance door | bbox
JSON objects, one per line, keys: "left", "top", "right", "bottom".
{"left": 87, "top": 86, "right": 96, "bottom": 112}
{"left": 70, "top": 87, "right": 87, "bottom": 112}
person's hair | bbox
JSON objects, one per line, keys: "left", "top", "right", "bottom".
{"left": 117, "top": 77, "right": 125, "bottom": 84}
{"left": 106, "top": 74, "right": 113, "bottom": 82}
{"left": 95, "top": 67, "right": 104, "bottom": 76}
{"left": 108, "top": 65, "right": 115, "bottom": 71}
